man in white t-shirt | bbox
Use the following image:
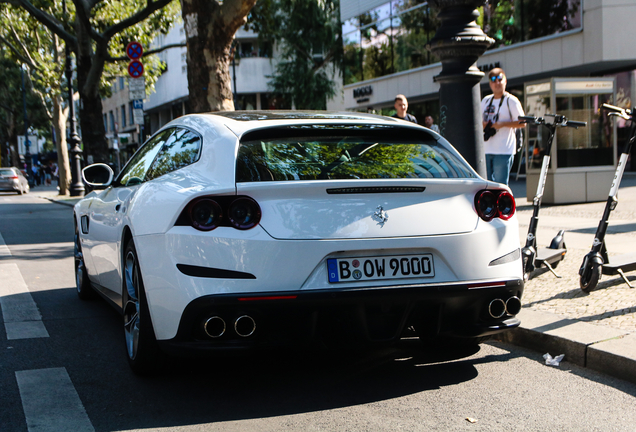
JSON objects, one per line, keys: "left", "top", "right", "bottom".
{"left": 481, "top": 68, "right": 525, "bottom": 185}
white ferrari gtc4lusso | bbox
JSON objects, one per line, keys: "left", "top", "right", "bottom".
{"left": 74, "top": 111, "right": 523, "bottom": 374}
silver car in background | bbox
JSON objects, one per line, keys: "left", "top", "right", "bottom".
{"left": 0, "top": 167, "right": 30, "bottom": 194}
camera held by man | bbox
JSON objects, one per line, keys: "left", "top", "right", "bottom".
{"left": 483, "top": 120, "right": 497, "bottom": 141}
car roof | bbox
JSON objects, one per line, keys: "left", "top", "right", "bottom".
{"left": 163, "top": 110, "right": 426, "bottom": 138}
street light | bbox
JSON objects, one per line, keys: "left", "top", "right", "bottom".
{"left": 63, "top": 0, "right": 85, "bottom": 197}
{"left": 427, "top": 0, "right": 494, "bottom": 178}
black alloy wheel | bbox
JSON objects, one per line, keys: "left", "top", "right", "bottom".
{"left": 122, "top": 240, "right": 164, "bottom": 375}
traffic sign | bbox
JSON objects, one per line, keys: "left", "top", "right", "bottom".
{"left": 132, "top": 99, "right": 143, "bottom": 110}
{"left": 126, "top": 42, "right": 144, "bottom": 60}
{"left": 128, "top": 60, "right": 144, "bottom": 78}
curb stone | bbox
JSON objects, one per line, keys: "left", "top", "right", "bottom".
{"left": 496, "top": 309, "right": 636, "bottom": 383}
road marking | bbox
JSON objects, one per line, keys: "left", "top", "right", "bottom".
{"left": 16, "top": 367, "right": 94, "bottom": 432}
{"left": 0, "top": 231, "right": 11, "bottom": 257}
{"left": 0, "top": 263, "right": 49, "bottom": 339}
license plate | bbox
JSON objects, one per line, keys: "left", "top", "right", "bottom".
{"left": 327, "top": 254, "right": 434, "bottom": 283}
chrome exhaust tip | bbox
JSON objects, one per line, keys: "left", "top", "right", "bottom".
{"left": 204, "top": 316, "right": 226, "bottom": 338}
{"left": 488, "top": 299, "right": 506, "bottom": 319}
{"left": 234, "top": 315, "right": 256, "bottom": 337}
{"left": 506, "top": 296, "right": 522, "bottom": 316}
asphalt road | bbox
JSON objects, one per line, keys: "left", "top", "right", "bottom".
{"left": 1, "top": 191, "right": 636, "bottom": 432}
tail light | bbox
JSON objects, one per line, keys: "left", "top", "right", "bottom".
{"left": 189, "top": 199, "right": 222, "bottom": 231}
{"left": 228, "top": 197, "right": 261, "bottom": 230}
{"left": 475, "top": 190, "right": 516, "bottom": 221}
{"left": 182, "top": 196, "right": 261, "bottom": 231}
{"left": 9, "top": 175, "right": 18, "bottom": 179}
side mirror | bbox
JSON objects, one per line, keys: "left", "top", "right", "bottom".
{"left": 82, "top": 163, "right": 114, "bottom": 189}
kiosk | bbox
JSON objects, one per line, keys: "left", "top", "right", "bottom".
{"left": 524, "top": 77, "right": 616, "bottom": 203}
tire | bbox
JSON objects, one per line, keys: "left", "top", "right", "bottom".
{"left": 74, "top": 227, "right": 94, "bottom": 300}
{"left": 122, "top": 240, "right": 164, "bottom": 375}
{"left": 580, "top": 261, "right": 602, "bottom": 293}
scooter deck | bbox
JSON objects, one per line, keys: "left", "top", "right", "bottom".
{"left": 604, "top": 252, "right": 636, "bottom": 275}
{"left": 536, "top": 248, "right": 567, "bottom": 266}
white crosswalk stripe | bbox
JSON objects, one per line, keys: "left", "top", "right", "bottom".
{"left": 0, "top": 262, "right": 49, "bottom": 339}
{"left": 16, "top": 367, "right": 95, "bottom": 432}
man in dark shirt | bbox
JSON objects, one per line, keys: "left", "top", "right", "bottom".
{"left": 392, "top": 94, "right": 417, "bottom": 123}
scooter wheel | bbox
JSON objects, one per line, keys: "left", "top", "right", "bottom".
{"left": 580, "top": 262, "right": 602, "bottom": 293}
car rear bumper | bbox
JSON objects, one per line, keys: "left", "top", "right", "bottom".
{"left": 157, "top": 279, "right": 523, "bottom": 356}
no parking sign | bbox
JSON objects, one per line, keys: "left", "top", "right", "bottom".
{"left": 126, "top": 41, "right": 144, "bottom": 78}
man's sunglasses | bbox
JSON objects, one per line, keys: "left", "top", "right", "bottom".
{"left": 490, "top": 74, "right": 504, "bottom": 83}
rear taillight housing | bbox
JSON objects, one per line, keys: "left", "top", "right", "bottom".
{"left": 189, "top": 198, "right": 223, "bottom": 231}
{"left": 181, "top": 196, "right": 261, "bottom": 231}
{"left": 475, "top": 190, "right": 516, "bottom": 221}
{"left": 228, "top": 197, "right": 261, "bottom": 230}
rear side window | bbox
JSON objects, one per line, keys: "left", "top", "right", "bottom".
{"left": 146, "top": 128, "right": 201, "bottom": 181}
{"left": 236, "top": 128, "right": 475, "bottom": 182}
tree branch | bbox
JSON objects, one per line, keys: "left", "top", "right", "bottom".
{"left": 104, "top": 42, "right": 186, "bottom": 62}
{"left": 102, "top": 0, "right": 175, "bottom": 40}
{"left": 0, "top": 34, "right": 36, "bottom": 68}
{"left": 11, "top": 0, "right": 78, "bottom": 48}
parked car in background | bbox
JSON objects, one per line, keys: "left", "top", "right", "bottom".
{"left": 74, "top": 111, "right": 524, "bottom": 374}
{"left": 0, "top": 167, "right": 30, "bottom": 194}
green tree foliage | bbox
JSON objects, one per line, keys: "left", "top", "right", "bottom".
{"left": 247, "top": 0, "right": 342, "bottom": 110}
{"left": 0, "top": 3, "right": 72, "bottom": 188}
{"left": 2, "top": 0, "right": 180, "bottom": 164}
{"left": 0, "top": 53, "right": 50, "bottom": 168}
{"left": 481, "top": 0, "right": 580, "bottom": 48}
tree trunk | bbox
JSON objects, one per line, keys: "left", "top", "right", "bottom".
{"left": 52, "top": 96, "right": 71, "bottom": 195}
{"left": 182, "top": 0, "right": 258, "bottom": 112}
{"left": 75, "top": 16, "right": 109, "bottom": 164}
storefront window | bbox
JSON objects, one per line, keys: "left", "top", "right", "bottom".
{"left": 343, "top": 0, "right": 582, "bottom": 85}
{"left": 481, "top": 0, "right": 581, "bottom": 50}
{"left": 555, "top": 94, "right": 614, "bottom": 168}
{"left": 604, "top": 70, "right": 636, "bottom": 171}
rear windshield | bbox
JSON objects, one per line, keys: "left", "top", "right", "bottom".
{"left": 236, "top": 129, "right": 475, "bottom": 182}
{"left": 0, "top": 169, "right": 14, "bottom": 175}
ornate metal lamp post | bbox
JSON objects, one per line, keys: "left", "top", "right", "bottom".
{"left": 63, "top": 0, "right": 85, "bottom": 197}
{"left": 428, "top": 0, "right": 494, "bottom": 177}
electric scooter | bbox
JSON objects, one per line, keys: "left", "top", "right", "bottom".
{"left": 519, "top": 114, "right": 587, "bottom": 280}
{"left": 579, "top": 103, "right": 636, "bottom": 293}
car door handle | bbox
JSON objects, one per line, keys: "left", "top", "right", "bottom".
{"left": 115, "top": 204, "right": 121, "bottom": 212}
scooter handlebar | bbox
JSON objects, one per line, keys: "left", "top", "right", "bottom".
{"left": 566, "top": 120, "right": 587, "bottom": 128}
{"left": 602, "top": 103, "right": 632, "bottom": 119}
{"left": 518, "top": 115, "right": 537, "bottom": 124}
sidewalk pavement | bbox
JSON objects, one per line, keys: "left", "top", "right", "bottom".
{"left": 30, "top": 178, "right": 636, "bottom": 383}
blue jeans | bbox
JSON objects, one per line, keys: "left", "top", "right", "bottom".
{"left": 485, "top": 154, "right": 514, "bottom": 185}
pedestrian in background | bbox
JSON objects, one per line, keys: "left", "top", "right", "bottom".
{"left": 424, "top": 114, "right": 440, "bottom": 133}
{"left": 392, "top": 94, "right": 418, "bottom": 124}
{"left": 481, "top": 67, "right": 525, "bottom": 185}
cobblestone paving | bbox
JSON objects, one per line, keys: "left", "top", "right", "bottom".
{"left": 513, "top": 176, "right": 636, "bottom": 335}
{"left": 521, "top": 246, "right": 636, "bottom": 334}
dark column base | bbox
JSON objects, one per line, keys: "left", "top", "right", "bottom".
{"left": 437, "top": 71, "right": 486, "bottom": 177}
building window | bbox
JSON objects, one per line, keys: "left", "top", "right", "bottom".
{"left": 103, "top": 114, "right": 108, "bottom": 131}
{"left": 129, "top": 101, "right": 134, "bottom": 125}
{"left": 109, "top": 111, "right": 115, "bottom": 133}
{"left": 342, "top": 0, "right": 582, "bottom": 85}
{"left": 121, "top": 105, "right": 127, "bottom": 127}
{"left": 119, "top": 76, "right": 125, "bottom": 91}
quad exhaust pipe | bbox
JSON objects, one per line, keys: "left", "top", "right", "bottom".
{"left": 204, "top": 316, "right": 226, "bottom": 338}
{"left": 488, "top": 296, "right": 522, "bottom": 319}
{"left": 203, "top": 315, "right": 256, "bottom": 338}
{"left": 235, "top": 315, "right": 256, "bottom": 337}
